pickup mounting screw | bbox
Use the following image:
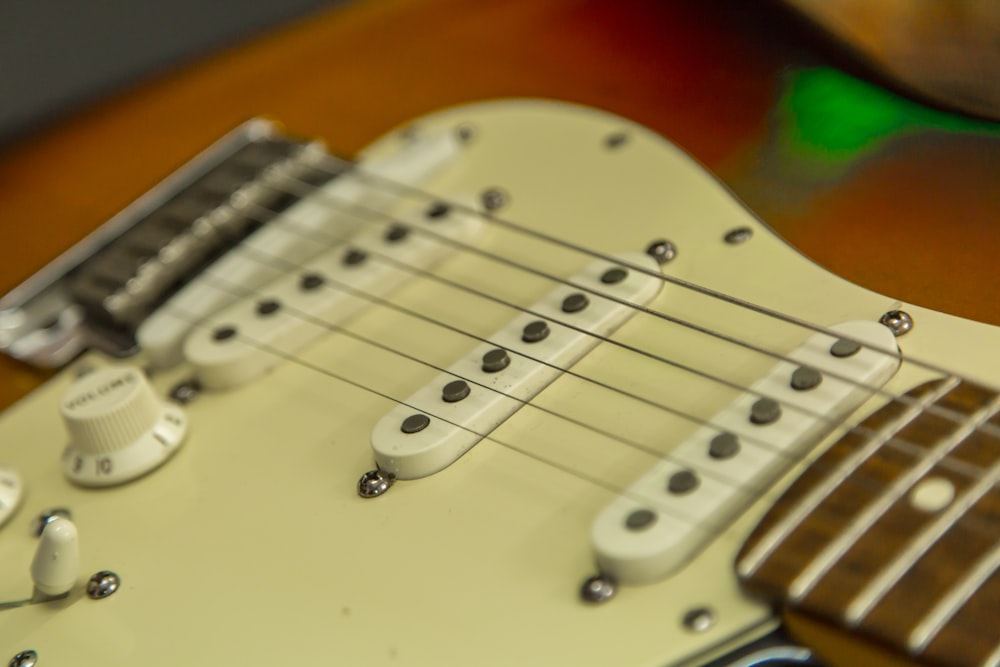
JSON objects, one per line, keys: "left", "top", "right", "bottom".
{"left": 8, "top": 650, "right": 37, "bottom": 667}
{"left": 580, "top": 574, "right": 617, "bottom": 604}
{"left": 169, "top": 379, "right": 202, "bottom": 405}
{"left": 358, "top": 470, "right": 394, "bottom": 498}
{"left": 724, "top": 227, "right": 753, "bottom": 244}
{"left": 86, "top": 571, "right": 120, "bottom": 599}
{"left": 480, "top": 188, "right": 508, "bottom": 211}
{"left": 879, "top": 309, "right": 913, "bottom": 337}
{"left": 646, "top": 239, "right": 677, "bottom": 264}
{"left": 683, "top": 607, "right": 716, "bottom": 632}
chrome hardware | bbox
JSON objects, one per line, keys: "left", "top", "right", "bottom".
{"left": 879, "top": 309, "right": 914, "bottom": 337}
{"left": 168, "top": 379, "right": 203, "bottom": 405}
{"left": 357, "top": 470, "right": 394, "bottom": 498}
{"left": 724, "top": 227, "right": 753, "bottom": 244}
{"left": 480, "top": 188, "right": 508, "bottom": 211}
{"left": 86, "top": 571, "right": 120, "bottom": 599}
{"left": 455, "top": 124, "right": 476, "bottom": 143}
{"left": 31, "top": 508, "right": 72, "bottom": 537}
{"left": 8, "top": 651, "right": 37, "bottom": 667}
{"left": 646, "top": 239, "right": 677, "bottom": 264}
{"left": 579, "top": 574, "right": 617, "bottom": 604}
{"left": 604, "top": 132, "right": 628, "bottom": 149}
{"left": 682, "top": 607, "right": 716, "bottom": 632}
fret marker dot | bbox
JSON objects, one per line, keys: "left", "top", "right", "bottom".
{"left": 624, "top": 509, "right": 657, "bottom": 531}
{"left": 481, "top": 348, "right": 510, "bottom": 373}
{"left": 790, "top": 366, "right": 822, "bottom": 391}
{"left": 667, "top": 470, "right": 699, "bottom": 495}
{"left": 750, "top": 398, "right": 781, "bottom": 425}
{"left": 561, "top": 293, "right": 589, "bottom": 313}
{"left": 830, "top": 339, "right": 861, "bottom": 358}
{"left": 708, "top": 432, "right": 740, "bottom": 459}
{"left": 909, "top": 477, "right": 955, "bottom": 513}
{"left": 442, "top": 380, "right": 471, "bottom": 403}
{"left": 522, "top": 320, "right": 550, "bottom": 343}
{"left": 400, "top": 414, "right": 430, "bottom": 434}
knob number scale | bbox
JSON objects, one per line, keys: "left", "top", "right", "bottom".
{"left": 60, "top": 366, "right": 188, "bottom": 486}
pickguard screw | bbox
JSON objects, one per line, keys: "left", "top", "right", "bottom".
{"left": 358, "top": 470, "right": 394, "bottom": 498}
{"left": 604, "top": 132, "right": 628, "bottom": 149}
{"left": 580, "top": 574, "right": 617, "bottom": 604}
{"left": 8, "top": 651, "right": 37, "bottom": 667}
{"left": 879, "top": 309, "right": 913, "bottom": 337}
{"left": 86, "top": 571, "right": 120, "bottom": 599}
{"left": 480, "top": 188, "right": 508, "bottom": 211}
{"left": 646, "top": 239, "right": 677, "bottom": 264}
{"left": 32, "top": 508, "right": 72, "bottom": 537}
{"left": 724, "top": 227, "right": 753, "bottom": 244}
{"left": 682, "top": 607, "right": 716, "bottom": 632}
{"left": 169, "top": 379, "right": 202, "bottom": 405}
{"left": 456, "top": 124, "right": 476, "bottom": 143}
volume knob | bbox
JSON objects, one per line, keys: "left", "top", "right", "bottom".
{"left": 60, "top": 365, "right": 187, "bottom": 486}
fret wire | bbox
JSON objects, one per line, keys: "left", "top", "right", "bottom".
{"left": 907, "top": 538, "right": 1000, "bottom": 653}
{"left": 255, "top": 166, "right": 1000, "bottom": 444}
{"left": 786, "top": 394, "right": 1000, "bottom": 602}
{"left": 845, "top": 438, "right": 1000, "bottom": 625}
{"left": 736, "top": 377, "right": 960, "bottom": 579}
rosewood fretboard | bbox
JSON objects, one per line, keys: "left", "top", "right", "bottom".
{"left": 737, "top": 378, "right": 1000, "bottom": 667}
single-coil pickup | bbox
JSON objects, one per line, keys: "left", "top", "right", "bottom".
{"left": 590, "top": 320, "right": 900, "bottom": 585}
{"left": 183, "top": 198, "right": 481, "bottom": 390}
{"left": 370, "top": 252, "right": 663, "bottom": 479}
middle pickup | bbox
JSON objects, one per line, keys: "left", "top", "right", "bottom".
{"left": 371, "top": 253, "right": 663, "bottom": 479}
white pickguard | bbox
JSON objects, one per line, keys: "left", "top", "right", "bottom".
{"left": 1, "top": 100, "right": 999, "bottom": 666}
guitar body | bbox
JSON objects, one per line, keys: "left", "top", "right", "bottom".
{"left": 0, "top": 2, "right": 998, "bottom": 665}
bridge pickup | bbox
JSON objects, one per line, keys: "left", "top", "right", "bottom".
{"left": 138, "top": 126, "right": 462, "bottom": 368}
{"left": 590, "top": 320, "right": 900, "bottom": 584}
{"left": 183, "top": 198, "right": 481, "bottom": 390}
{"left": 370, "top": 253, "right": 663, "bottom": 479}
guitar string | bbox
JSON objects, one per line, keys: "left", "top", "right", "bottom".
{"left": 259, "top": 159, "right": 1000, "bottom": 443}
{"left": 154, "top": 198, "right": 1000, "bottom": 547}
{"left": 161, "top": 299, "right": 748, "bottom": 549}
{"left": 158, "top": 246, "right": 1000, "bottom": 553}
{"left": 228, "top": 172, "right": 1000, "bottom": 479}
{"left": 185, "top": 179, "right": 1000, "bottom": 494}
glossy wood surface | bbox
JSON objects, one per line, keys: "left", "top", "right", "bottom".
{"left": 0, "top": 0, "right": 998, "bottom": 400}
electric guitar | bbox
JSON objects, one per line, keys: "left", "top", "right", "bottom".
{"left": 0, "top": 2, "right": 998, "bottom": 666}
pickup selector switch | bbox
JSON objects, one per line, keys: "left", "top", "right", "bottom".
{"left": 60, "top": 365, "right": 187, "bottom": 487}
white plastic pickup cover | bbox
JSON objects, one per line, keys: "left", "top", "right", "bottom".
{"left": 371, "top": 253, "right": 663, "bottom": 479}
{"left": 138, "top": 128, "right": 461, "bottom": 368}
{"left": 183, "top": 198, "right": 481, "bottom": 390}
{"left": 591, "top": 320, "right": 900, "bottom": 585}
